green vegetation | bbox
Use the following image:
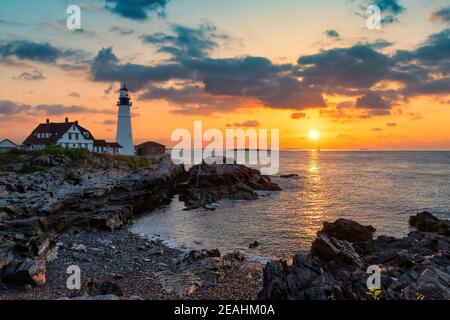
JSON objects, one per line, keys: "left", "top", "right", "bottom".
{"left": 40, "top": 144, "right": 88, "bottom": 161}
{"left": 0, "top": 145, "right": 151, "bottom": 173}
{"left": 95, "top": 153, "right": 152, "bottom": 172}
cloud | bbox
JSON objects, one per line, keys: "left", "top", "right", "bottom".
{"left": 91, "top": 47, "right": 190, "bottom": 90}
{"left": 371, "top": 128, "right": 382, "bottom": 132}
{"left": 226, "top": 120, "right": 260, "bottom": 128}
{"left": 103, "top": 119, "right": 116, "bottom": 125}
{"left": 356, "top": 0, "right": 405, "bottom": 25}
{"left": 68, "top": 92, "right": 81, "bottom": 98}
{"left": 0, "top": 40, "right": 62, "bottom": 63}
{"left": 387, "top": 122, "right": 397, "bottom": 127}
{"left": 291, "top": 112, "right": 306, "bottom": 119}
{"left": 324, "top": 29, "right": 340, "bottom": 39}
{"left": 141, "top": 23, "right": 228, "bottom": 58}
{"left": 0, "top": 100, "right": 31, "bottom": 115}
{"left": 430, "top": 6, "right": 450, "bottom": 23}
{"left": 13, "top": 70, "right": 45, "bottom": 81}
{"left": 356, "top": 91, "right": 393, "bottom": 115}
{"left": 89, "top": 23, "right": 448, "bottom": 117}
{"left": 34, "top": 104, "right": 114, "bottom": 115}
{"left": 109, "top": 26, "right": 134, "bottom": 36}
{"left": 105, "top": 0, "right": 169, "bottom": 20}
{"left": 0, "top": 40, "right": 87, "bottom": 69}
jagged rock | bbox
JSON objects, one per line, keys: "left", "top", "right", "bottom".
{"left": 260, "top": 212, "right": 450, "bottom": 300}
{"left": 311, "top": 234, "right": 365, "bottom": 269}
{"left": 1, "top": 258, "right": 46, "bottom": 286}
{"left": 409, "top": 211, "right": 449, "bottom": 236}
{"left": 318, "top": 219, "right": 376, "bottom": 254}
{"left": 180, "top": 162, "right": 281, "bottom": 209}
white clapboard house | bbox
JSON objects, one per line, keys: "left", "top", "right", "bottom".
{"left": 23, "top": 118, "right": 122, "bottom": 154}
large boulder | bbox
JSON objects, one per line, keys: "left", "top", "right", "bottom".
{"left": 318, "top": 219, "right": 376, "bottom": 254}
{"left": 409, "top": 211, "right": 449, "bottom": 236}
{"left": 180, "top": 162, "right": 281, "bottom": 209}
{"left": 1, "top": 258, "right": 46, "bottom": 286}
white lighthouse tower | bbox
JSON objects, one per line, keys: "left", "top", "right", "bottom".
{"left": 116, "top": 83, "right": 135, "bottom": 155}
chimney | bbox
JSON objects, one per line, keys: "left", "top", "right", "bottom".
{"left": 65, "top": 117, "right": 69, "bottom": 124}
{"left": 46, "top": 119, "right": 50, "bottom": 124}
{"left": 75, "top": 121, "right": 78, "bottom": 125}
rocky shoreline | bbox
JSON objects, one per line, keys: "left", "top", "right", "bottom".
{"left": 260, "top": 211, "right": 449, "bottom": 300}
{"left": 0, "top": 150, "right": 275, "bottom": 299}
{"left": 0, "top": 150, "right": 449, "bottom": 300}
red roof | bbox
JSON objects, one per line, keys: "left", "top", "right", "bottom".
{"left": 106, "top": 142, "right": 122, "bottom": 149}
{"left": 94, "top": 139, "right": 108, "bottom": 147}
{"left": 23, "top": 121, "right": 95, "bottom": 145}
{"left": 135, "top": 141, "right": 165, "bottom": 149}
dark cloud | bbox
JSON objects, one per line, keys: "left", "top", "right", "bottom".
{"left": 372, "top": 128, "right": 382, "bottom": 132}
{"left": 0, "top": 40, "right": 62, "bottom": 63}
{"left": 430, "top": 6, "right": 450, "bottom": 23}
{"left": 142, "top": 23, "right": 228, "bottom": 59}
{"left": 226, "top": 120, "right": 260, "bottom": 128}
{"left": 105, "top": 0, "right": 169, "bottom": 20}
{"left": 68, "top": 92, "right": 81, "bottom": 98}
{"left": 109, "top": 26, "right": 134, "bottom": 36}
{"left": 356, "top": 91, "right": 393, "bottom": 115}
{"left": 91, "top": 47, "right": 190, "bottom": 90}
{"left": 298, "top": 44, "right": 394, "bottom": 89}
{"left": 387, "top": 122, "right": 397, "bottom": 127}
{"left": 89, "top": 23, "right": 448, "bottom": 117}
{"left": 394, "top": 29, "right": 450, "bottom": 68}
{"left": 103, "top": 119, "right": 116, "bottom": 125}
{"left": 325, "top": 30, "right": 340, "bottom": 39}
{"left": 0, "top": 100, "right": 31, "bottom": 115}
{"left": 0, "top": 40, "right": 87, "bottom": 69}
{"left": 357, "top": 0, "right": 405, "bottom": 24}
{"left": 35, "top": 104, "right": 114, "bottom": 115}
{"left": 13, "top": 70, "right": 45, "bottom": 81}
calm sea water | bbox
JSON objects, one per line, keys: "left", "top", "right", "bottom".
{"left": 130, "top": 151, "right": 450, "bottom": 260}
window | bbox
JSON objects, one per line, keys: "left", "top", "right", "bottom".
{"left": 75, "top": 133, "right": 79, "bottom": 140}
{"left": 65, "top": 143, "right": 69, "bottom": 148}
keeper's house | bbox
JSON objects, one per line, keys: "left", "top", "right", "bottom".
{"left": 23, "top": 118, "right": 122, "bottom": 155}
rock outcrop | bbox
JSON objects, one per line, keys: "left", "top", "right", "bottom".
{"left": 260, "top": 212, "right": 450, "bottom": 300}
{"left": 0, "top": 153, "right": 186, "bottom": 286}
{"left": 179, "top": 161, "right": 281, "bottom": 209}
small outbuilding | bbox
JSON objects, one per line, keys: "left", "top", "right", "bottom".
{"left": 135, "top": 141, "right": 166, "bottom": 157}
{"left": 0, "top": 139, "right": 18, "bottom": 153}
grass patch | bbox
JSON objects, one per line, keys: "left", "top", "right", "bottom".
{"left": 17, "top": 165, "right": 45, "bottom": 175}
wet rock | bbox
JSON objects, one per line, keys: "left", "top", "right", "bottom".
{"left": 409, "top": 211, "right": 449, "bottom": 236}
{"left": 280, "top": 174, "right": 299, "bottom": 179}
{"left": 180, "top": 162, "right": 281, "bottom": 209}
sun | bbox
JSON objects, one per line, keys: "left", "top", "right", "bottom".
{"left": 309, "top": 130, "right": 320, "bottom": 140}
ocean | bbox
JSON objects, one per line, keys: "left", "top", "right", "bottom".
{"left": 130, "top": 150, "right": 450, "bottom": 260}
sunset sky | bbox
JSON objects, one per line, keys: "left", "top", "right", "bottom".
{"left": 0, "top": 0, "right": 449, "bottom": 149}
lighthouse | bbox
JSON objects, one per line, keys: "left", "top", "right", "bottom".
{"left": 116, "top": 83, "right": 135, "bottom": 155}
